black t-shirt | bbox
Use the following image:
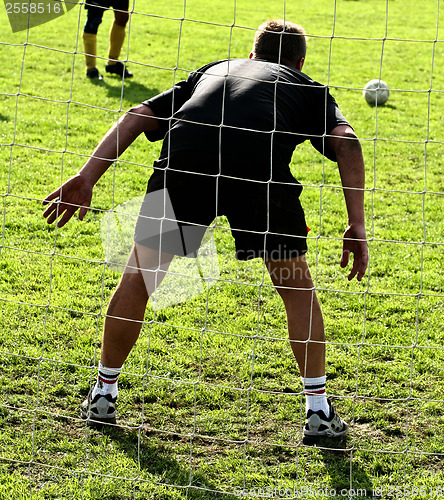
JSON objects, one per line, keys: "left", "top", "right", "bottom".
{"left": 143, "top": 58, "right": 349, "bottom": 183}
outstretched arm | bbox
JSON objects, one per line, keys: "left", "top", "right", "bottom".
{"left": 328, "top": 125, "right": 368, "bottom": 281}
{"left": 43, "top": 104, "right": 158, "bottom": 227}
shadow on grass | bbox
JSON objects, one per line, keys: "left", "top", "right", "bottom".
{"left": 86, "top": 75, "right": 159, "bottom": 106}
{"left": 366, "top": 103, "right": 397, "bottom": 110}
{"left": 307, "top": 436, "right": 374, "bottom": 497}
{"left": 103, "top": 426, "right": 236, "bottom": 499}
{"left": 101, "top": 424, "right": 373, "bottom": 499}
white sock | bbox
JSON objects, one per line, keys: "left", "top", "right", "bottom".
{"left": 302, "top": 375, "right": 330, "bottom": 417}
{"left": 92, "top": 362, "right": 122, "bottom": 399}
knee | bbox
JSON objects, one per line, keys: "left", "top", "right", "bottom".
{"left": 84, "top": 15, "right": 103, "bottom": 34}
{"left": 269, "top": 266, "right": 308, "bottom": 289}
{"left": 114, "top": 11, "right": 129, "bottom": 27}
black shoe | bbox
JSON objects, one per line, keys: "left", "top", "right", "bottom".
{"left": 86, "top": 67, "right": 103, "bottom": 80}
{"left": 81, "top": 392, "right": 117, "bottom": 428}
{"left": 105, "top": 61, "right": 133, "bottom": 78}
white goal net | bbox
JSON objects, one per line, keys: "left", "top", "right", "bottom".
{"left": 0, "top": 0, "right": 443, "bottom": 498}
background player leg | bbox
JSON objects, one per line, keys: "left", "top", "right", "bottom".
{"left": 106, "top": 9, "right": 133, "bottom": 78}
{"left": 82, "top": 5, "right": 104, "bottom": 79}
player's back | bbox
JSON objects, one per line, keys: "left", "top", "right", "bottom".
{"left": 167, "top": 59, "right": 324, "bottom": 179}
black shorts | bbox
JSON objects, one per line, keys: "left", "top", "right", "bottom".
{"left": 85, "top": 0, "right": 128, "bottom": 11}
{"left": 134, "top": 155, "right": 308, "bottom": 261}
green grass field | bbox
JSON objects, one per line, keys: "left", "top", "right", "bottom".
{"left": 1, "top": 0, "right": 444, "bottom": 498}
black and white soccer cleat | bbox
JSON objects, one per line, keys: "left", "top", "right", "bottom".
{"left": 304, "top": 400, "right": 348, "bottom": 439}
{"left": 81, "top": 392, "right": 117, "bottom": 428}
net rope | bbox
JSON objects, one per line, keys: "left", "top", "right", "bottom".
{"left": 1, "top": 0, "right": 444, "bottom": 498}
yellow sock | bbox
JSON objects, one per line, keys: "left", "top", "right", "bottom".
{"left": 83, "top": 32, "right": 97, "bottom": 70}
{"left": 108, "top": 22, "right": 126, "bottom": 65}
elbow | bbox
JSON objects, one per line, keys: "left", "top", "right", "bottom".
{"left": 329, "top": 126, "right": 362, "bottom": 158}
{"left": 127, "top": 103, "right": 155, "bottom": 119}
{"left": 126, "top": 104, "right": 159, "bottom": 133}
{"left": 334, "top": 125, "right": 357, "bottom": 140}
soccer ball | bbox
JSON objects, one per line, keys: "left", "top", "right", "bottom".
{"left": 363, "top": 79, "right": 390, "bottom": 106}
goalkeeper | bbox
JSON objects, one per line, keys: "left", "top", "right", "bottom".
{"left": 43, "top": 19, "right": 368, "bottom": 440}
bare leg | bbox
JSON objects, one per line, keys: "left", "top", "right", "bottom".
{"left": 101, "top": 243, "right": 173, "bottom": 367}
{"left": 265, "top": 255, "right": 325, "bottom": 378}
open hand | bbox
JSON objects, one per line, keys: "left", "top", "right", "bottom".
{"left": 43, "top": 174, "right": 93, "bottom": 228}
{"left": 340, "top": 222, "right": 368, "bottom": 281}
